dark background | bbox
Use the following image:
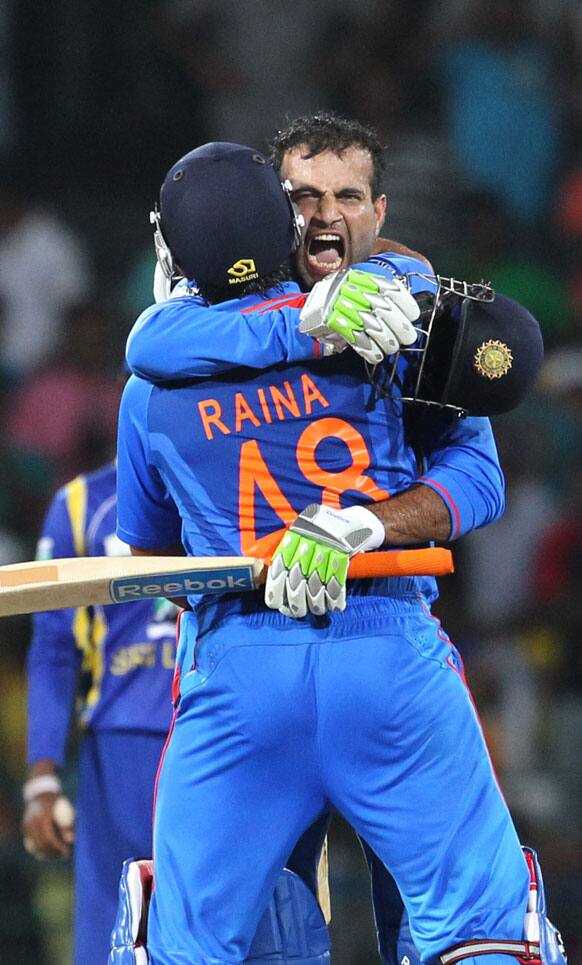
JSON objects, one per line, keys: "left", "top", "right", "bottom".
{"left": 0, "top": 1, "right": 580, "bottom": 961}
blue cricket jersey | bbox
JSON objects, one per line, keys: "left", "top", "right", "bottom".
{"left": 26, "top": 462, "right": 177, "bottom": 767}
{"left": 126, "top": 254, "right": 433, "bottom": 382}
{"left": 117, "top": 259, "right": 532, "bottom": 965}
{"left": 117, "top": 255, "right": 504, "bottom": 634}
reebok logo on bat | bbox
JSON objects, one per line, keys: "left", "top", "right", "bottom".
{"left": 109, "top": 567, "right": 255, "bottom": 602}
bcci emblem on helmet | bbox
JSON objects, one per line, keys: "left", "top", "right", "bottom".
{"left": 473, "top": 340, "right": 513, "bottom": 380}
{"left": 395, "top": 285, "right": 544, "bottom": 417}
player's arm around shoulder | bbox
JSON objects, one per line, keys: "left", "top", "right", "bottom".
{"left": 126, "top": 296, "right": 208, "bottom": 381}
{"left": 411, "top": 407, "right": 506, "bottom": 539}
{"left": 125, "top": 286, "right": 319, "bottom": 382}
{"left": 126, "top": 270, "right": 428, "bottom": 382}
{"left": 263, "top": 408, "right": 504, "bottom": 621}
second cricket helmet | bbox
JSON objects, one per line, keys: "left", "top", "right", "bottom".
{"left": 376, "top": 276, "right": 544, "bottom": 417}
{"left": 151, "top": 142, "right": 302, "bottom": 288}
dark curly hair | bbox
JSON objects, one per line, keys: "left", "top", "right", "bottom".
{"left": 269, "top": 111, "right": 385, "bottom": 200}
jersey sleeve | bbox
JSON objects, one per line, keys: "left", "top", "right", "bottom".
{"left": 125, "top": 290, "right": 317, "bottom": 382}
{"left": 116, "top": 375, "right": 184, "bottom": 548}
{"left": 125, "top": 258, "right": 436, "bottom": 384}
{"left": 353, "top": 253, "right": 438, "bottom": 297}
{"left": 26, "top": 488, "right": 83, "bottom": 766}
{"left": 410, "top": 409, "right": 505, "bottom": 539}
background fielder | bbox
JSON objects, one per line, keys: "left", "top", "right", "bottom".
{"left": 22, "top": 461, "right": 177, "bottom": 965}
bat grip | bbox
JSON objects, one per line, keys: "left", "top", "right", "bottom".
{"left": 346, "top": 547, "right": 453, "bottom": 579}
{"left": 257, "top": 530, "right": 454, "bottom": 579}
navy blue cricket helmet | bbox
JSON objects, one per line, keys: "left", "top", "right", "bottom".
{"left": 433, "top": 292, "right": 544, "bottom": 415}
{"left": 397, "top": 279, "right": 545, "bottom": 416}
{"left": 152, "top": 142, "right": 302, "bottom": 289}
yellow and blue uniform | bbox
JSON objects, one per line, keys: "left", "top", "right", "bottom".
{"left": 117, "top": 257, "right": 530, "bottom": 964}
{"left": 26, "top": 462, "right": 177, "bottom": 965}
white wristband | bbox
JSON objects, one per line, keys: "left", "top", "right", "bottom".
{"left": 23, "top": 774, "right": 62, "bottom": 804}
{"left": 340, "top": 505, "right": 386, "bottom": 551}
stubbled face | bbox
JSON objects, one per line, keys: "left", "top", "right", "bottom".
{"left": 280, "top": 145, "right": 386, "bottom": 291}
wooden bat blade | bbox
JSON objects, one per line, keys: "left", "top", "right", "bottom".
{"left": 0, "top": 556, "right": 263, "bottom": 617}
{"left": 0, "top": 548, "right": 453, "bottom": 617}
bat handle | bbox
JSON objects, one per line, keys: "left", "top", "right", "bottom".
{"left": 258, "top": 547, "right": 453, "bottom": 579}
{"left": 347, "top": 547, "right": 453, "bottom": 579}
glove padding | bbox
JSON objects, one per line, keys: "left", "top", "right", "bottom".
{"left": 299, "top": 268, "right": 419, "bottom": 364}
{"left": 265, "top": 504, "right": 385, "bottom": 619}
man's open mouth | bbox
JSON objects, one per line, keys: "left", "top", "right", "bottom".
{"left": 306, "top": 233, "right": 345, "bottom": 273}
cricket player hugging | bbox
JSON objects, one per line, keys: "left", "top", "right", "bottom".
{"left": 113, "top": 141, "right": 566, "bottom": 965}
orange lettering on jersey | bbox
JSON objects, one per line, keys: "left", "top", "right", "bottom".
{"left": 301, "top": 374, "right": 330, "bottom": 415}
{"left": 257, "top": 388, "right": 273, "bottom": 424}
{"left": 270, "top": 381, "right": 300, "bottom": 421}
{"left": 198, "top": 399, "right": 230, "bottom": 440}
{"left": 238, "top": 439, "right": 296, "bottom": 555}
{"left": 235, "top": 393, "right": 261, "bottom": 432}
{"left": 245, "top": 527, "right": 288, "bottom": 562}
{"left": 296, "top": 417, "right": 389, "bottom": 509}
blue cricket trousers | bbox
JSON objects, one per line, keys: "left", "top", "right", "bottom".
{"left": 75, "top": 730, "right": 166, "bottom": 964}
{"left": 148, "top": 598, "right": 529, "bottom": 965}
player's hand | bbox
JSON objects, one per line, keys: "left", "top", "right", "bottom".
{"left": 265, "top": 504, "right": 385, "bottom": 619}
{"left": 299, "top": 268, "right": 420, "bottom": 364}
{"left": 22, "top": 793, "right": 76, "bottom": 860}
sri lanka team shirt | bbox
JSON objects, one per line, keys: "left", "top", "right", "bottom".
{"left": 27, "top": 462, "right": 177, "bottom": 767}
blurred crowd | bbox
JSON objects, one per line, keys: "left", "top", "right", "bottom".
{"left": 0, "top": 1, "right": 580, "bottom": 961}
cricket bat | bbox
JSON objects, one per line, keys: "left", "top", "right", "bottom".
{"left": 0, "top": 548, "right": 454, "bottom": 617}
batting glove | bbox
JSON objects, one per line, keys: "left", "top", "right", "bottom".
{"left": 265, "top": 504, "right": 385, "bottom": 619}
{"left": 299, "top": 268, "right": 420, "bottom": 365}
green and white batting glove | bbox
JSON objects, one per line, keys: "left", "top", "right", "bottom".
{"left": 265, "top": 504, "right": 385, "bottom": 619}
{"left": 299, "top": 268, "right": 420, "bottom": 364}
